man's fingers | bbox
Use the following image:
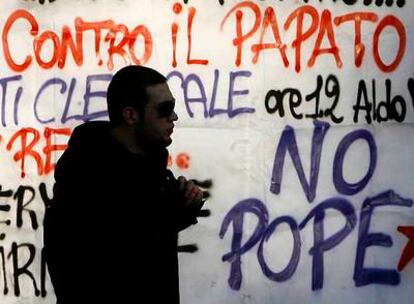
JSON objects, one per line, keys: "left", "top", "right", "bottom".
{"left": 192, "top": 188, "right": 203, "bottom": 203}
{"left": 183, "top": 180, "right": 193, "bottom": 197}
{"left": 177, "top": 176, "right": 187, "bottom": 191}
{"left": 186, "top": 184, "right": 200, "bottom": 203}
{"left": 176, "top": 176, "right": 208, "bottom": 206}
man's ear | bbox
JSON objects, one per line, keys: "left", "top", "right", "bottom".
{"left": 122, "top": 106, "right": 140, "bottom": 126}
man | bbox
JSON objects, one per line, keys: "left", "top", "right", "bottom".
{"left": 43, "top": 65, "right": 205, "bottom": 303}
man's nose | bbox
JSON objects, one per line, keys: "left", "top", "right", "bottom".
{"left": 170, "top": 110, "right": 178, "bottom": 122}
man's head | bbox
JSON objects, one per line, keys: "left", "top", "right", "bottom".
{"left": 107, "top": 65, "right": 178, "bottom": 148}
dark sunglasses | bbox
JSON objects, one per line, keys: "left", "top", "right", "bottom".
{"left": 156, "top": 100, "right": 175, "bottom": 118}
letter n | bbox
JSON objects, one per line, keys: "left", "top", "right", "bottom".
{"left": 270, "top": 121, "right": 330, "bottom": 203}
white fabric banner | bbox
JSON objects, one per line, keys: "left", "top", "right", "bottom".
{"left": 0, "top": 0, "right": 412, "bottom": 303}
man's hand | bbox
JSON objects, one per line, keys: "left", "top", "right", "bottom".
{"left": 177, "top": 176, "right": 204, "bottom": 208}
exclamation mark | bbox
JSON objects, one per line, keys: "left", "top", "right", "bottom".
{"left": 171, "top": 2, "right": 183, "bottom": 68}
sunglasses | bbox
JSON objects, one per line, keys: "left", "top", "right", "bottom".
{"left": 155, "top": 100, "right": 175, "bottom": 118}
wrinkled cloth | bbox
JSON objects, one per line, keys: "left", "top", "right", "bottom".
{"left": 44, "top": 121, "right": 198, "bottom": 304}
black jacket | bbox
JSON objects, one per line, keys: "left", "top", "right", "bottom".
{"left": 43, "top": 121, "right": 198, "bottom": 304}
